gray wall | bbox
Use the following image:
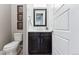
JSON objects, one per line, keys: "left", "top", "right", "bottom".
{"left": 11, "top": 4, "right": 23, "bottom": 34}
{"left": 11, "top": 4, "right": 23, "bottom": 41}
{"left": 0, "top": 4, "right": 12, "bottom": 50}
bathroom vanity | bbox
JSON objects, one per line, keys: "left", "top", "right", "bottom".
{"left": 28, "top": 32, "right": 52, "bottom": 55}
{"left": 26, "top": 4, "right": 53, "bottom": 55}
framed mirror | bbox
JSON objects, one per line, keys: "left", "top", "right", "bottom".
{"left": 34, "top": 9, "right": 47, "bottom": 26}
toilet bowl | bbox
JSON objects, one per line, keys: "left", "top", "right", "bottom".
{"left": 3, "top": 33, "right": 22, "bottom": 55}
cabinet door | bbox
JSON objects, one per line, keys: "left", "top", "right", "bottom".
{"left": 28, "top": 32, "right": 41, "bottom": 54}
{"left": 40, "top": 33, "right": 52, "bottom": 54}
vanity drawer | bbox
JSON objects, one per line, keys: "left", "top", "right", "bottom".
{"left": 40, "top": 32, "right": 52, "bottom": 37}
{"left": 28, "top": 32, "right": 40, "bottom": 37}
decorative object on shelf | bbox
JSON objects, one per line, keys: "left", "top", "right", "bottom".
{"left": 17, "top": 5, "right": 23, "bottom": 14}
{"left": 46, "top": 26, "right": 48, "bottom": 30}
{"left": 17, "top": 5, "right": 23, "bottom": 30}
{"left": 17, "top": 22, "right": 23, "bottom": 29}
{"left": 33, "top": 9, "right": 47, "bottom": 26}
{"left": 17, "top": 15, "right": 23, "bottom": 21}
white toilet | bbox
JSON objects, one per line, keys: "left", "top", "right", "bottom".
{"left": 3, "top": 33, "right": 23, "bottom": 55}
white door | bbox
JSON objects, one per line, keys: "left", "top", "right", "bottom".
{"left": 53, "top": 4, "right": 79, "bottom": 55}
{"left": 53, "top": 4, "right": 70, "bottom": 55}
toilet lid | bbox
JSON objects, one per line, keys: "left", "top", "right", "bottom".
{"left": 3, "top": 41, "right": 20, "bottom": 49}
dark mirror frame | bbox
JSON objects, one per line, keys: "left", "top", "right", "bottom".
{"left": 33, "top": 9, "right": 47, "bottom": 26}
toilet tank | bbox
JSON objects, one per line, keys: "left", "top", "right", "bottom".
{"left": 14, "top": 33, "right": 23, "bottom": 41}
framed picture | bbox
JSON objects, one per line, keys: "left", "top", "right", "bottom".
{"left": 17, "top": 15, "right": 23, "bottom": 21}
{"left": 34, "top": 9, "right": 47, "bottom": 26}
{"left": 17, "top": 5, "right": 23, "bottom": 14}
{"left": 17, "top": 22, "right": 23, "bottom": 29}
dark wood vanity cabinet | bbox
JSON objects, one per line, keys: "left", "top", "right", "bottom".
{"left": 28, "top": 32, "right": 52, "bottom": 55}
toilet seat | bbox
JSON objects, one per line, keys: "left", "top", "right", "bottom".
{"left": 3, "top": 41, "right": 20, "bottom": 49}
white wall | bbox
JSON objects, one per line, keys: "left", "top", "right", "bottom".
{"left": 0, "top": 4, "right": 12, "bottom": 50}
{"left": 27, "top": 4, "right": 53, "bottom": 32}
{"left": 68, "top": 5, "right": 79, "bottom": 54}
{"left": 23, "top": 5, "right": 27, "bottom": 55}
